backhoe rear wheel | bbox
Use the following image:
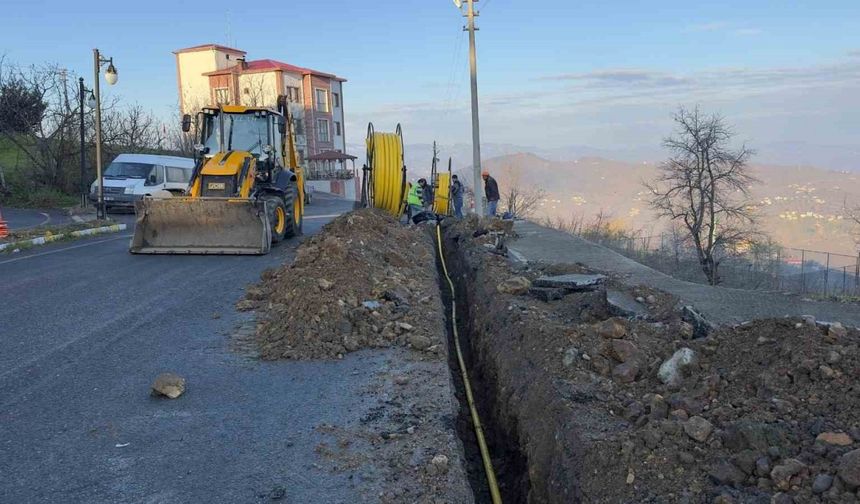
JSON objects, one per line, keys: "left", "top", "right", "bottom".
{"left": 262, "top": 194, "right": 288, "bottom": 243}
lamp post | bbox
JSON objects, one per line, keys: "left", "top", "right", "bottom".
{"left": 78, "top": 78, "right": 96, "bottom": 208}
{"left": 92, "top": 48, "right": 118, "bottom": 219}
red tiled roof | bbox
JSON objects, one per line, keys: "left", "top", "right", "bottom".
{"left": 307, "top": 150, "right": 357, "bottom": 161}
{"left": 202, "top": 58, "right": 345, "bottom": 81}
{"left": 245, "top": 58, "right": 308, "bottom": 74}
{"left": 174, "top": 44, "right": 246, "bottom": 55}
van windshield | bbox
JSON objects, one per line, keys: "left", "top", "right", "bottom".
{"left": 104, "top": 162, "right": 156, "bottom": 179}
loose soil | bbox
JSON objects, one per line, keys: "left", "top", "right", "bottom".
{"left": 240, "top": 209, "right": 474, "bottom": 503}
{"left": 241, "top": 209, "right": 443, "bottom": 360}
{"left": 442, "top": 216, "right": 860, "bottom": 503}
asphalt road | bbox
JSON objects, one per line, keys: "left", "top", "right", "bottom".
{"left": 0, "top": 194, "right": 388, "bottom": 503}
{"left": 0, "top": 207, "right": 72, "bottom": 230}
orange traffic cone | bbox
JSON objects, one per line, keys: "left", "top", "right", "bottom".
{"left": 0, "top": 209, "right": 8, "bottom": 238}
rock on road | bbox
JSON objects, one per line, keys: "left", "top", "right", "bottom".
{"left": 0, "top": 194, "right": 385, "bottom": 503}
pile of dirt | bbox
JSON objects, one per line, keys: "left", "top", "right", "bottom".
{"left": 240, "top": 209, "right": 444, "bottom": 360}
{"left": 238, "top": 209, "right": 475, "bottom": 503}
{"left": 442, "top": 217, "right": 860, "bottom": 503}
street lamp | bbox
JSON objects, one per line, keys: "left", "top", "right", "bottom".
{"left": 92, "top": 48, "right": 118, "bottom": 219}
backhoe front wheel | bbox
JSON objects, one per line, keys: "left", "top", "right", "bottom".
{"left": 283, "top": 185, "right": 302, "bottom": 238}
{"left": 262, "top": 195, "right": 289, "bottom": 243}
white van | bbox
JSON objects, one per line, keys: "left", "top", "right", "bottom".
{"left": 89, "top": 154, "right": 195, "bottom": 210}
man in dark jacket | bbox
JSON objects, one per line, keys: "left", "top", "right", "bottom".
{"left": 450, "top": 175, "right": 464, "bottom": 218}
{"left": 421, "top": 180, "right": 434, "bottom": 210}
{"left": 482, "top": 170, "right": 499, "bottom": 217}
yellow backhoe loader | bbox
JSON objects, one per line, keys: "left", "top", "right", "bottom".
{"left": 130, "top": 96, "right": 304, "bottom": 254}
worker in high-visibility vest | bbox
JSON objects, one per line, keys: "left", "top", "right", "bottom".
{"left": 406, "top": 178, "right": 427, "bottom": 220}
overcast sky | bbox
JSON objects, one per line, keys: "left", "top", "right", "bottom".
{"left": 1, "top": 0, "right": 858, "bottom": 162}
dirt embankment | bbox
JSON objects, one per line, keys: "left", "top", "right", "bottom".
{"left": 239, "top": 209, "right": 474, "bottom": 503}
{"left": 240, "top": 209, "right": 444, "bottom": 360}
{"left": 443, "top": 216, "right": 860, "bottom": 503}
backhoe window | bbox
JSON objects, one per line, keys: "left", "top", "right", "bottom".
{"left": 202, "top": 114, "right": 221, "bottom": 154}
{"left": 225, "top": 113, "right": 270, "bottom": 159}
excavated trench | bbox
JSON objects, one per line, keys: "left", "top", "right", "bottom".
{"left": 434, "top": 230, "right": 530, "bottom": 503}
{"left": 437, "top": 221, "right": 596, "bottom": 503}
{"left": 432, "top": 219, "right": 586, "bottom": 503}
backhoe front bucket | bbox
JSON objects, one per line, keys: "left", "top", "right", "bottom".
{"left": 130, "top": 197, "right": 272, "bottom": 255}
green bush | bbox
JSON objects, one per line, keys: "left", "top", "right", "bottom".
{"left": 1, "top": 186, "right": 78, "bottom": 208}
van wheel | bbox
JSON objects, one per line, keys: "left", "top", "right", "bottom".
{"left": 262, "top": 194, "right": 288, "bottom": 243}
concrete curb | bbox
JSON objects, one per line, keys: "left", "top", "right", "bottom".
{"left": 0, "top": 224, "right": 127, "bottom": 252}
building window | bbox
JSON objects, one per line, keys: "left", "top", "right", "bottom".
{"left": 298, "top": 149, "right": 305, "bottom": 161}
{"left": 335, "top": 121, "right": 342, "bottom": 136}
{"left": 214, "top": 87, "right": 231, "bottom": 105}
{"left": 315, "top": 88, "right": 329, "bottom": 112}
{"left": 332, "top": 92, "right": 340, "bottom": 108}
{"left": 293, "top": 118, "right": 304, "bottom": 135}
{"left": 317, "top": 118, "right": 330, "bottom": 142}
{"left": 286, "top": 86, "right": 300, "bottom": 103}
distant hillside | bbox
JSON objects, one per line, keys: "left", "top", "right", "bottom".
{"left": 477, "top": 153, "right": 860, "bottom": 256}
{"left": 346, "top": 140, "right": 860, "bottom": 175}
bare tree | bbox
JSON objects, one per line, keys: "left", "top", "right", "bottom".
{"left": 645, "top": 107, "right": 758, "bottom": 285}
{"left": 543, "top": 214, "right": 585, "bottom": 235}
{"left": 1, "top": 58, "right": 177, "bottom": 198}
{"left": 493, "top": 164, "right": 546, "bottom": 218}
{"left": 241, "top": 75, "right": 272, "bottom": 108}
{"left": 0, "top": 60, "right": 82, "bottom": 192}
{"left": 501, "top": 185, "right": 545, "bottom": 218}
{"left": 849, "top": 206, "right": 860, "bottom": 249}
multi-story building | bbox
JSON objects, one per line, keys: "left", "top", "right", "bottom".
{"left": 174, "top": 44, "right": 355, "bottom": 196}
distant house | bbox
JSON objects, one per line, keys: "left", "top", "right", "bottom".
{"left": 174, "top": 44, "right": 351, "bottom": 187}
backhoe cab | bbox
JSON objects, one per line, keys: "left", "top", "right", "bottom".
{"left": 130, "top": 97, "right": 305, "bottom": 254}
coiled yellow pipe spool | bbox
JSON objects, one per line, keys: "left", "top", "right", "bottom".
{"left": 366, "top": 123, "right": 407, "bottom": 216}
{"left": 433, "top": 172, "right": 451, "bottom": 215}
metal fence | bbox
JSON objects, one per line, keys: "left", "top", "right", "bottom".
{"left": 584, "top": 232, "right": 860, "bottom": 298}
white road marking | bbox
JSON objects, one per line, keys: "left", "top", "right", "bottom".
{"left": 0, "top": 234, "right": 132, "bottom": 266}
{"left": 305, "top": 214, "right": 344, "bottom": 219}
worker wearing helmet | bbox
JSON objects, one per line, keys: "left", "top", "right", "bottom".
{"left": 407, "top": 178, "right": 427, "bottom": 220}
{"left": 482, "top": 170, "right": 499, "bottom": 217}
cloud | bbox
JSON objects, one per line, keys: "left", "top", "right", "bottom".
{"left": 361, "top": 59, "right": 860, "bottom": 131}
{"left": 536, "top": 61, "right": 860, "bottom": 99}
{"left": 537, "top": 69, "right": 692, "bottom": 90}
{"left": 682, "top": 21, "right": 763, "bottom": 36}
{"left": 351, "top": 58, "right": 860, "bottom": 151}
{"left": 684, "top": 21, "right": 730, "bottom": 33}
{"left": 732, "top": 28, "right": 763, "bottom": 36}
{"left": 848, "top": 49, "right": 860, "bottom": 58}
